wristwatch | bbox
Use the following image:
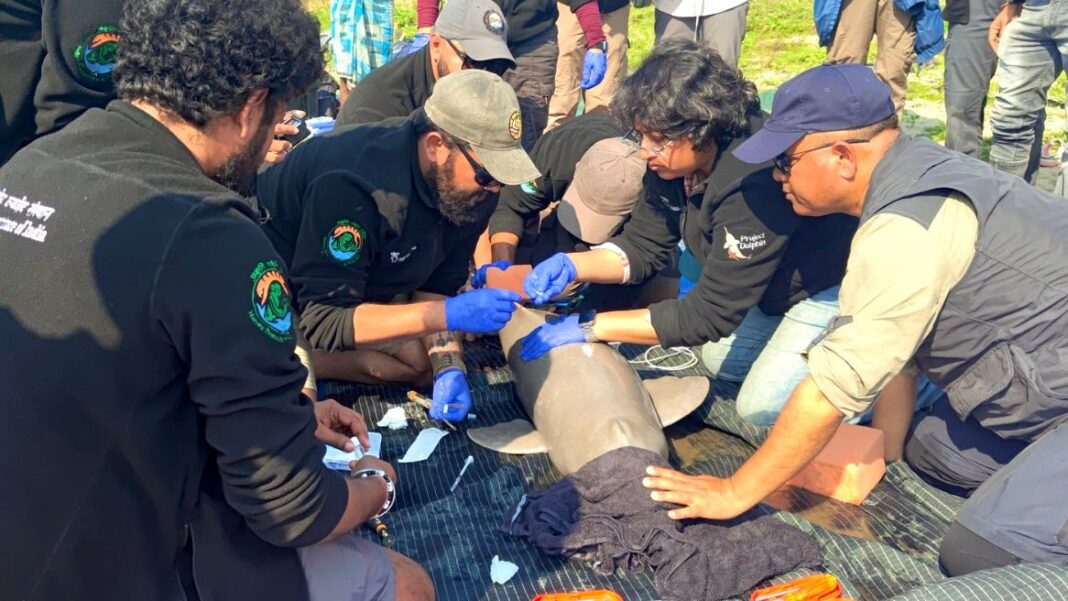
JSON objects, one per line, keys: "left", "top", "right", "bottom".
{"left": 578, "top": 310, "right": 599, "bottom": 343}
{"left": 352, "top": 468, "right": 396, "bottom": 518}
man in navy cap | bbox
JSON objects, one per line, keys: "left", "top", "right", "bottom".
{"left": 642, "top": 63, "right": 1068, "bottom": 577}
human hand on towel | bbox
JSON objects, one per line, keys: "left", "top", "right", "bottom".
{"left": 642, "top": 466, "right": 749, "bottom": 521}
{"left": 430, "top": 367, "right": 473, "bottom": 422}
{"left": 471, "top": 259, "right": 511, "bottom": 288}
{"left": 445, "top": 288, "right": 522, "bottom": 333}
{"left": 519, "top": 313, "right": 586, "bottom": 361}
{"left": 581, "top": 47, "right": 607, "bottom": 89}
{"left": 523, "top": 253, "right": 577, "bottom": 304}
{"left": 314, "top": 398, "right": 371, "bottom": 453}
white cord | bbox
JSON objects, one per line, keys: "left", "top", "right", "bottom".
{"left": 626, "top": 345, "right": 700, "bottom": 372}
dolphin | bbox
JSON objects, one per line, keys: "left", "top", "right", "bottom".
{"left": 468, "top": 305, "right": 709, "bottom": 474}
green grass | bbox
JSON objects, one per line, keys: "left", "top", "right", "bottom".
{"left": 309, "top": 0, "right": 1068, "bottom": 147}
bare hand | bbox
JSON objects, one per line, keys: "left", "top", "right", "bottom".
{"left": 313, "top": 398, "right": 370, "bottom": 452}
{"left": 642, "top": 465, "right": 750, "bottom": 521}
{"left": 265, "top": 110, "right": 307, "bottom": 163}
{"left": 989, "top": 3, "right": 1022, "bottom": 53}
{"left": 350, "top": 455, "right": 397, "bottom": 485}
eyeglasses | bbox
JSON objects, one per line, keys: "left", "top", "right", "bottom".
{"left": 773, "top": 137, "right": 873, "bottom": 176}
{"left": 444, "top": 38, "right": 511, "bottom": 76}
{"left": 455, "top": 143, "right": 500, "bottom": 188}
{"left": 623, "top": 129, "right": 675, "bottom": 156}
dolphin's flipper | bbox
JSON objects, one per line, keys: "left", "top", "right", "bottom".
{"left": 467, "top": 419, "right": 549, "bottom": 454}
{"left": 642, "top": 375, "right": 710, "bottom": 427}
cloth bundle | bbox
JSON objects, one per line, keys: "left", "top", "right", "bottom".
{"left": 505, "top": 446, "right": 823, "bottom": 601}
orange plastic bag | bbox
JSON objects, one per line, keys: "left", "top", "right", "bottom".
{"left": 532, "top": 591, "right": 624, "bottom": 601}
{"left": 750, "top": 574, "right": 846, "bottom": 601}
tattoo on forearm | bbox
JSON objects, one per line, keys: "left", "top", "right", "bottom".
{"left": 427, "top": 331, "right": 465, "bottom": 375}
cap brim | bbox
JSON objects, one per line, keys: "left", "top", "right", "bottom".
{"left": 732, "top": 126, "right": 806, "bottom": 164}
{"left": 556, "top": 193, "right": 624, "bottom": 245}
{"left": 475, "top": 144, "right": 540, "bottom": 186}
{"left": 455, "top": 36, "right": 515, "bottom": 65}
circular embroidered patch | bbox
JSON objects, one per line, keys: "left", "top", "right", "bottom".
{"left": 483, "top": 10, "right": 505, "bottom": 38}
{"left": 73, "top": 24, "right": 120, "bottom": 85}
{"left": 508, "top": 111, "right": 522, "bottom": 141}
{"left": 324, "top": 219, "right": 366, "bottom": 264}
{"left": 248, "top": 260, "right": 294, "bottom": 342}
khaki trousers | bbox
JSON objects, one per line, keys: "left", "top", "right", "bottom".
{"left": 546, "top": 3, "right": 629, "bottom": 130}
{"left": 825, "top": 0, "right": 915, "bottom": 114}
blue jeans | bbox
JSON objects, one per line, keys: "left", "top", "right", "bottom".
{"left": 700, "top": 286, "right": 943, "bottom": 426}
{"left": 988, "top": 0, "right": 1065, "bottom": 180}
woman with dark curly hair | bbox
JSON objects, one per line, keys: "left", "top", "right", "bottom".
{"left": 518, "top": 39, "right": 858, "bottom": 426}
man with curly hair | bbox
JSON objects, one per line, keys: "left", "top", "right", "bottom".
{"left": 0, "top": 0, "right": 433, "bottom": 600}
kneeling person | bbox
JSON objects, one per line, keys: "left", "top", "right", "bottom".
{"left": 481, "top": 111, "right": 672, "bottom": 310}
{"left": 258, "top": 70, "right": 539, "bottom": 421}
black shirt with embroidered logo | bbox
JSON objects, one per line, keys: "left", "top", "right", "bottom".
{"left": 489, "top": 111, "right": 624, "bottom": 264}
{"left": 257, "top": 111, "right": 490, "bottom": 352}
{"left": 335, "top": 45, "right": 435, "bottom": 128}
{"left": 0, "top": 0, "right": 124, "bottom": 165}
{"left": 607, "top": 114, "right": 858, "bottom": 348}
{"left": 0, "top": 101, "right": 346, "bottom": 601}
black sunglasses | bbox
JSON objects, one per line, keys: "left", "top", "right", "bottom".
{"left": 444, "top": 37, "right": 511, "bottom": 76}
{"left": 455, "top": 144, "right": 500, "bottom": 188}
{"left": 774, "top": 137, "right": 873, "bottom": 175}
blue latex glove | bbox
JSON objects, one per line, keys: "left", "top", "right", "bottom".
{"left": 519, "top": 314, "right": 584, "bottom": 361}
{"left": 430, "top": 367, "right": 472, "bottom": 422}
{"left": 580, "top": 48, "right": 607, "bottom": 89}
{"left": 471, "top": 260, "right": 511, "bottom": 289}
{"left": 523, "top": 253, "right": 577, "bottom": 305}
{"left": 444, "top": 288, "right": 522, "bottom": 333}
{"left": 394, "top": 33, "right": 430, "bottom": 58}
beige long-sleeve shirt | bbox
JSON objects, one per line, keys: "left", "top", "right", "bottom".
{"left": 807, "top": 192, "right": 979, "bottom": 418}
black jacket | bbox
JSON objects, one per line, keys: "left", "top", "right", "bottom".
{"left": 610, "top": 114, "right": 858, "bottom": 347}
{"left": 0, "top": 101, "right": 344, "bottom": 600}
{"left": 489, "top": 111, "right": 624, "bottom": 263}
{"left": 0, "top": 0, "right": 123, "bottom": 165}
{"left": 257, "top": 112, "right": 490, "bottom": 351}
{"left": 335, "top": 45, "right": 435, "bottom": 128}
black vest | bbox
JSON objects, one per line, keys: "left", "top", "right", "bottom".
{"left": 863, "top": 135, "right": 1068, "bottom": 442}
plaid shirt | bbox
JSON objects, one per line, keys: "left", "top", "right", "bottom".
{"left": 330, "top": 0, "right": 394, "bottom": 82}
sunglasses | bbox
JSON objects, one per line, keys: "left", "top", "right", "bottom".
{"left": 773, "top": 137, "right": 873, "bottom": 176}
{"left": 455, "top": 144, "right": 500, "bottom": 188}
{"left": 444, "top": 38, "right": 511, "bottom": 76}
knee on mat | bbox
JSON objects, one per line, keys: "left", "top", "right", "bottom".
{"left": 388, "top": 550, "right": 436, "bottom": 601}
{"left": 939, "top": 522, "right": 1021, "bottom": 577}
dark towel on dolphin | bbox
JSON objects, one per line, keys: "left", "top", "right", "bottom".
{"left": 503, "top": 446, "right": 823, "bottom": 601}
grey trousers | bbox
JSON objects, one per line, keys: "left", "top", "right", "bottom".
{"left": 944, "top": 0, "right": 1001, "bottom": 157}
{"left": 653, "top": 3, "right": 748, "bottom": 67}
{"left": 300, "top": 534, "right": 397, "bottom": 601}
{"left": 502, "top": 26, "right": 559, "bottom": 152}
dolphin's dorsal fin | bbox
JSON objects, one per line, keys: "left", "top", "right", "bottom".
{"left": 467, "top": 419, "right": 549, "bottom": 454}
{"left": 642, "top": 375, "right": 710, "bottom": 427}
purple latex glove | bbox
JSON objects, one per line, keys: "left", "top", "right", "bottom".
{"left": 580, "top": 48, "right": 607, "bottom": 89}
{"left": 430, "top": 367, "right": 472, "bottom": 422}
{"left": 523, "top": 253, "right": 577, "bottom": 305}
{"left": 444, "top": 288, "right": 522, "bottom": 333}
{"left": 519, "top": 313, "right": 585, "bottom": 361}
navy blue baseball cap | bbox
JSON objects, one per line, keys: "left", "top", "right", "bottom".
{"left": 733, "top": 64, "right": 895, "bottom": 164}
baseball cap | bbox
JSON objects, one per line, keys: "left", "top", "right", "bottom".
{"left": 434, "top": 0, "right": 514, "bottom": 65}
{"left": 424, "top": 70, "right": 540, "bottom": 186}
{"left": 733, "top": 64, "right": 895, "bottom": 164}
{"left": 557, "top": 138, "right": 646, "bottom": 244}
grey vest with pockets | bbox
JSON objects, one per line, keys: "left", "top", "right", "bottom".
{"left": 861, "top": 135, "right": 1068, "bottom": 442}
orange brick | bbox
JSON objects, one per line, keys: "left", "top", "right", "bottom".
{"left": 786, "top": 423, "right": 886, "bottom": 505}
{"left": 485, "top": 264, "right": 533, "bottom": 300}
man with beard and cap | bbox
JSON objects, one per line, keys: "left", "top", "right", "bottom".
{"left": 334, "top": 0, "right": 516, "bottom": 128}
{"left": 257, "top": 69, "right": 539, "bottom": 424}
{"left": 0, "top": 0, "right": 435, "bottom": 600}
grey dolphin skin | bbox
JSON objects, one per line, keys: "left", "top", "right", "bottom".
{"left": 468, "top": 305, "right": 708, "bottom": 474}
